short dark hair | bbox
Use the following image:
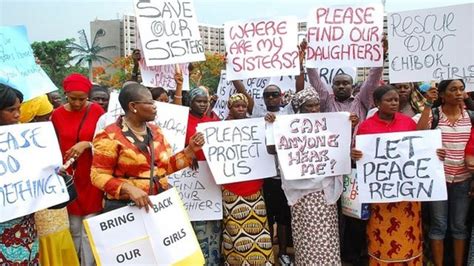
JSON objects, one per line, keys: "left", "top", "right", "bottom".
{"left": 264, "top": 84, "right": 281, "bottom": 93}
{"left": 0, "top": 83, "right": 24, "bottom": 110}
{"left": 373, "top": 84, "right": 397, "bottom": 105}
{"left": 333, "top": 73, "right": 354, "bottom": 85}
{"left": 89, "top": 85, "right": 109, "bottom": 98}
{"left": 149, "top": 87, "right": 168, "bottom": 101}
{"left": 119, "top": 83, "right": 149, "bottom": 112}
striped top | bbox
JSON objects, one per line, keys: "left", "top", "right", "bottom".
{"left": 435, "top": 108, "right": 472, "bottom": 183}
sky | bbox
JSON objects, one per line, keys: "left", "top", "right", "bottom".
{"left": 1, "top": 0, "right": 473, "bottom": 42}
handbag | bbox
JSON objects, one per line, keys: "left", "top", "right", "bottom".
{"left": 103, "top": 126, "right": 159, "bottom": 213}
{"left": 49, "top": 103, "right": 91, "bottom": 209}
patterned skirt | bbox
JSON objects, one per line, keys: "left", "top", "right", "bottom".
{"left": 192, "top": 220, "right": 221, "bottom": 265}
{"left": 0, "top": 214, "right": 39, "bottom": 265}
{"left": 291, "top": 191, "right": 341, "bottom": 265}
{"left": 222, "top": 189, "right": 274, "bottom": 265}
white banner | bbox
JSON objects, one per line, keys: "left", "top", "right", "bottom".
{"left": 306, "top": 4, "right": 384, "bottom": 68}
{"left": 154, "top": 102, "right": 188, "bottom": 154}
{"left": 341, "top": 169, "right": 370, "bottom": 220}
{"left": 168, "top": 162, "right": 222, "bottom": 221}
{"left": 84, "top": 188, "right": 204, "bottom": 265}
{"left": 197, "top": 118, "right": 277, "bottom": 184}
{"left": 225, "top": 17, "right": 300, "bottom": 80}
{"left": 356, "top": 130, "right": 447, "bottom": 203}
{"left": 388, "top": 4, "right": 474, "bottom": 85}
{"left": 0, "top": 122, "right": 69, "bottom": 222}
{"left": 274, "top": 112, "right": 352, "bottom": 180}
{"left": 133, "top": 0, "right": 205, "bottom": 66}
{"left": 0, "top": 26, "right": 58, "bottom": 101}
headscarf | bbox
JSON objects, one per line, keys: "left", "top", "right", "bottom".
{"left": 63, "top": 73, "right": 92, "bottom": 93}
{"left": 227, "top": 93, "right": 248, "bottom": 108}
{"left": 291, "top": 86, "right": 320, "bottom": 113}
{"left": 19, "top": 94, "right": 53, "bottom": 123}
{"left": 188, "top": 86, "right": 209, "bottom": 103}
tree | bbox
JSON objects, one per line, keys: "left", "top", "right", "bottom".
{"left": 31, "top": 39, "right": 88, "bottom": 88}
{"left": 69, "top": 29, "right": 116, "bottom": 80}
{"left": 94, "top": 55, "right": 134, "bottom": 89}
{"left": 189, "top": 52, "right": 225, "bottom": 94}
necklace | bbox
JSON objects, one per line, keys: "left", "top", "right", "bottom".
{"left": 123, "top": 118, "right": 146, "bottom": 135}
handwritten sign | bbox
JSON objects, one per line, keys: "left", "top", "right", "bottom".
{"left": 154, "top": 102, "right": 188, "bottom": 154}
{"left": 388, "top": 4, "right": 474, "bottom": 85}
{"left": 213, "top": 71, "right": 236, "bottom": 120}
{"left": 306, "top": 4, "right": 384, "bottom": 68}
{"left": 0, "top": 26, "right": 58, "bottom": 101}
{"left": 225, "top": 17, "right": 300, "bottom": 80}
{"left": 197, "top": 118, "right": 277, "bottom": 184}
{"left": 356, "top": 130, "right": 447, "bottom": 203}
{"left": 0, "top": 122, "right": 69, "bottom": 223}
{"left": 84, "top": 188, "right": 204, "bottom": 265}
{"left": 274, "top": 112, "right": 352, "bottom": 180}
{"left": 136, "top": 36, "right": 191, "bottom": 90}
{"left": 168, "top": 162, "right": 222, "bottom": 221}
{"left": 133, "top": 0, "right": 205, "bottom": 66}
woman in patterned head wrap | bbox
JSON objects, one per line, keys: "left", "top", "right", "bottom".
{"left": 183, "top": 85, "right": 222, "bottom": 265}
{"left": 270, "top": 86, "right": 342, "bottom": 264}
{"left": 221, "top": 93, "right": 274, "bottom": 265}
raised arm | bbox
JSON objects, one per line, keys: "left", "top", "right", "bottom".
{"left": 416, "top": 87, "right": 437, "bottom": 130}
{"left": 356, "top": 66, "right": 384, "bottom": 110}
{"left": 295, "top": 42, "right": 306, "bottom": 93}
{"left": 173, "top": 69, "right": 183, "bottom": 105}
{"left": 307, "top": 68, "right": 329, "bottom": 112}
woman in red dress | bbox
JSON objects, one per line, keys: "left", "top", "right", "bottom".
{"left": 50, "top": 73, "right": 104, "bottom": 266}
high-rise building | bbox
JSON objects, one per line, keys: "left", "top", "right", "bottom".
{"left": 89, "top": 19, "right": 123, "bottom": 71}
{"left": 198, "top": 24, "right": 225, "bottom": 54}
{"left": 123, "top": 15, "right": 137, "bottom": 56}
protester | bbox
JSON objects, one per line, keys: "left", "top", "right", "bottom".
{"left": 465, "top": 133, "right": 474, "bottom": 266}
{"left": 416, "top": 79, "right": 471, "bottom": 266}
{"left": 149, "top": 70, "right": 184, "bottom": 105}
{"left": 50, "top": 73, "right": 104, "bottom": 266}
{"left": 131, "top": 49, "right": 142, "bottom": 83}
{"left": 89, "top": 85, "right": 110, "bottom": 111}
{"left": 184, "top": 86, "right": 221, "bottom": 265}
{"left": 352, "top": 85, "right": 430, "bottom": 265}
{"left": 221, "top": 93, "right": 274, "bottom": 265}
{"left": 48, "top": 90, "right": 63, "bottom": 109}
{"left": 19, "top": 94, "right": 79, "bottom": 266}
{"left": 90, "top": 83, "right": 204, "bottom": 212}
{"left": 0, "top": 84, "right": 40, "bottom": 265}
{"left": 264, "top": 86, "right": 351, "bottom": 264}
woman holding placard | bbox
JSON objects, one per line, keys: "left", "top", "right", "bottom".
{"left": 185, "top": 86, "right": 222, "bottom": 265}
{"left": 352, "top": 85, "right": 435, "bottom": 265}
{"left": 266, "top": 86, "right": 349, "bottom": 265}
{"left": 220, "top": 93, "right": 274, "bottom": 265}
{"left": 416, "top": 79, "right": 471, "bottom": 266}
{"left": 0, "top": 84, "right": 39, "bottom": 264}
{"left": 50, "top": 73, "right": 105, "bottom": 266}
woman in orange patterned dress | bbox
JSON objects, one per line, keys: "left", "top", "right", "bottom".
{"left": 91, "top": 82, "right": 205, "bottom": 211}
{"left": 352, "top": 85, "right": 424, "bottom": 265}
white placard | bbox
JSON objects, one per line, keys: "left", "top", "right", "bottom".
{"left": 356, "top": 130, "right": 447, "bottom": 203}
{"left": 154, "top": 102, "right": 189, "bottom": 154}
{"left": 168, "top": 162, "right": 222, "bottom": 221}
{"left": 306, "top": 4, "right": 384, "bottom": 68}
{"left": 133, "top": 0, "right": 205, "bottom": 66}
{"left": 274, "top": 112, "right": 352, "bottom": 180}
{"left": 388, "top": 4, "right": 474, "bottom": 86}
{"left": 84, "top": 188, "right": 204, "bottom": 265}
{"left": 225, "top": 17, "right": 300, "bottom": 80}
{"left": 0, "top": 122, "right": 69, "bottom": 222}
{"left": 197, "top": 118, "right": 277, "bottom": 184}
{"left": 0, "top": 26, "right": 58, "bottom": 101}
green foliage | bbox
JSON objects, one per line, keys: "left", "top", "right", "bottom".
{"left": 31, "top": 39, "right": 88, "bottom": 89}
{"left": 190, "top": 52, "right": 225, "bottom": 94}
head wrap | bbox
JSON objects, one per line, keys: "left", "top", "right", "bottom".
{"left": 19, "top": 94, "right": 53, "bottom": 123}
{"left": 63, "top": 73, "right": 92, "bottom": 93}
{"left": 291, "top": 86, "right": 320, "bottom": 113}
{"left": 419, "top": 82, "right": 431, "bottom": 93}
{"left": 228, "top": 93, "right": 248, "bottom": 109}
{"left": 188, "top": 86, "right": 209, "bottom": 103}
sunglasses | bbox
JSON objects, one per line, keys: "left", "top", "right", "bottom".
{"left": 133, "top": 101, "right": 155, "bottom": 105}
{"left": 263, "top": 91, "right": 281, "bottom": 98}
